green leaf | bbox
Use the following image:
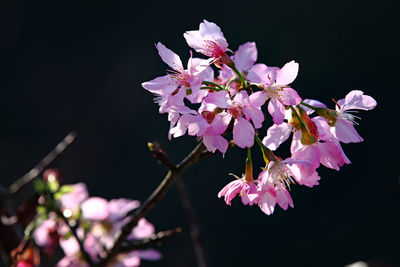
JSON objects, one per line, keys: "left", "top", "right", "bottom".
{"left": 33, "top": 180, "right": 46, "bottom": 193}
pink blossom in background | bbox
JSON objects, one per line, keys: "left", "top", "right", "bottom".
{"left": 59, "top": 183, "right": 89, "bottom": 214}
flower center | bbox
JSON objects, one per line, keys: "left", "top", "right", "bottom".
{"left": 227, "top": 105, "right": 243, "bottom": 119}
{"left": 270, "top": 164, "right": 295, "bottom": 190}
{"left": 203, "top": 40, "right": 226, "bottom": 59}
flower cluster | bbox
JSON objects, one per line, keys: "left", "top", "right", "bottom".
{"left": 29, "top": 170, "right": 160, "bottom": 267}
{"left": 142, "top": 20, "right": 376, "bottom": 215}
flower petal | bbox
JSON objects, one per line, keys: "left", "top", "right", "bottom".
{"left": 268, "top": 98, "right": 285, "bottom": 125}
{"left": 262, "top": 123, "right": 292, "bottom": 151}
{"left": 276, "top": 60, "right": 299, "bottom": 85}
{"left": 233, "top": 117, "right": 255, "bottom": 148}
{"left": 233, "top": 42, "right": 257, "bottom": 72}
{"left": 334, "top": 118, "right": 364, "bottom": 143}
{"left": 156, "top": 42, "right": 183, "bottom": 71}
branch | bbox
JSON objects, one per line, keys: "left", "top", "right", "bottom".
{"left": 119, "top": 227, "right": 182, "bottom": 253}
{"left": 149, "top": 142, "right": 208, "bottom": 267}
{"left": 98, "top": 141, "right": 208, "bottom": 266}
{"left": 175, "top": 179, "right": 207, "bottom": 267}
{"left": 8, "top": 132, "right": 77, "bottom": 195}
{"left": 55, "top": 207, "right": 94, "bottom": 266}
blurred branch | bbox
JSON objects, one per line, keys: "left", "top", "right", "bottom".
{"left": 98, "top": 141, "right": 209, "bottom": 266}
{"left": 54, "top": 208, "right": 94, "bottom": 266}
{"left": 175, "top": 179, "right": 207, "bottom": 267}
{"left": 148, "top": 142, "right": 208, "bottom": 267}
{"left": 8, "top": 132, "right": 77, "bottom": 195}
{"left": 119, "top": 227, "right": 182, "bottom": 252}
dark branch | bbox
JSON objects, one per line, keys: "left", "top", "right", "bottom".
{"left": 8, "top": 132, "right": 77, "bottom": 195}
{"left": 55, "top": 208, "right": 94, "bottom": 266}
{"left": 119, "top": 227, "right": 182, "bottom": 253}
{"left": 98, "top": 141, "right": 208, "bottom": 266}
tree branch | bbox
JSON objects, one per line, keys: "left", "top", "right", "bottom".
{"left": 119, "top": 227, "right": 182, "bottom": 253}
{"left": 98, "top": 141, "right": 208, "bottom": 266}
{"left": 8, "top": 132, "right": 77, "bottom": 195}
{"left": 55, "top": 207, "right": 95, "bottom": 266}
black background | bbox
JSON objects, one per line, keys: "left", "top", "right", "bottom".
{"left": 1, "top": 0, "right": 399, "bottom": 266}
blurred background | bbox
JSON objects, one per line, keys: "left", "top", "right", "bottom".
{"left": 1, "top": 0, "right": 399, "bottom": 266}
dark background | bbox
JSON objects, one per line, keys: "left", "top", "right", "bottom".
{"left": 1, "top": 0, "right": 399, "bottom": 266}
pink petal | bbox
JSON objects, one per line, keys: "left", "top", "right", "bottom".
{"left": 268, "top": 98, "right": 285, "bottom": 125}
{"left": 218, "top": 180, "right": 243, "bottom": 205}
{"left": 312, "top": 116, "right": 335, "bottom": 141}
{"left": 141, "top": 75, "right": 176, "bottom": 96}
{"left": 249, "top": 91, "right": 268, "bottom": 107}
{"left": 233, "top": 117, "right": 255, "bottom": 148}
{"left": 258, "top": 190, "right": 276, "bottom": 215}
{"left": 33, "top": 219, "right": 57, "bottom": 247}
{"left": 242, "top": 107, "right": 264, "bottom": 129}
{"left": 233, "top": 91, "right": 250, "bottom": 106}
{"left": 136, "top": 249, "right": 162, "bottom": 261}
{"left": 277, "top": 87, "right": 302, "bottom": 106}
{"left": 188, "top": 115, "right": 208, "bottom": 136}
{"left": 204, "top": 90, "right": 230, "bottom": 108}
{"left": 262, "top": 123, "right": 292, "bottom": 151}
{"left": 81, "top": 197, "right": 109, "bottom": 221}
{"left": 60, "top": 183, "right": 89, "bottom": 212}
{"left": 108, "top": 199, "right": 140, "bottom": 223}
{"left": 169, "top": 114, "right": 194, "bottom": 138}
{"left": 275, "top": 187, "right": 294, "bottom": 210}
{"left": 247, "top": 64, "right": 276, "bottom": 85}
{"left": 198, "top": 20, "right": 228, "bottom": 49}
{"left": 203, "top": 135, "right": 228, "bottom": 155}
{"left": 334, "top": 118, "right": 364, "bottom": 143}
{"left": 318, "top": 141, "right": 347, "bottom": 171}
{"left": 156, "top": 42, "right": 183, "bottom": 71}
{"left": 340, "top": 90, "right": 377, "bottom": 111}
{"left": 119, "top": 252, "right": 141, "bottom": 267}
{"left": 276, "top": 60, "right": 299, "bottom": 85}
{"left": 233, "top": 42, "right": 257, "bottom": 71}
{"left": 132, "top": 218, "right": 155, "bottom": 239}
{"left": 206, "top": 112, "right": 230, "bottom": 135}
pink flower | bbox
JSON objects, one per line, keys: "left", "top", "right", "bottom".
{"left": 142, "top": 42, "right": 211, "bottom": 109}
{"left": 33, "top": 218, "right": 59, "bottom": 256}
{"left": 169, "top": 109, "right": 230, "bottom": 155}
{"left": 59, "top": 183, "right": 89, "bottom": 214}
{"left": 204, "top": 90, "right": 268, "bottom": 148}
{"left": 249, "top": 61, "right": 302, "bottom": 124}
{"left": 218, "top": 42, "right": 258, "bottom": 93}
{"left": 257, "top": 159, "right": 317, "bottom": 215}
{"left": 184, "top": 20, "right": 231, "bottom": 66}
{"left": 291, "top": 130, "right": 350, "bottom": 171}
{"left": 218, "top": 179, "right": 258, "bottom": 206}
{"left": 332, "top": 90, "right": 377, "bottom": 143}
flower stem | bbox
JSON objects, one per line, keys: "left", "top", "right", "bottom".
{"left": 201, "top": 81, "right": 224, "bottom": 91}
{"left": 300, "top": 101, "right": 319, "bottom": 111}
{"left": 254, "top": 135, "right": 278, "bottom": 164}
{"left": 230, "top": 65, "right": 247, "bottom": 89}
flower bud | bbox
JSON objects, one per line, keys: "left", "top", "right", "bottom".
{"left": 316, "top": 108, "right": 338, "bottom": 127}
{"left": 299, "top": 107, "right": 319, "bottom": 145}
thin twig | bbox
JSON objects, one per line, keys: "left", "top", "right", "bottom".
{"left": 98, "top": 141, "right": 208, "bottom": 266}
{"left": 149, "top": 142, "right": 208, "bottom": 267}
{"left": 175, "top": 179, "right": 207, "bottom": 267}
{"left": 119, "top": 227, "right": 182, "bottom": 253}
{"left": 8, "top": 132, "right": 77, "bottom": 195}
{"left": 55, "top": 209, "right": 94, "bottom": 266}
